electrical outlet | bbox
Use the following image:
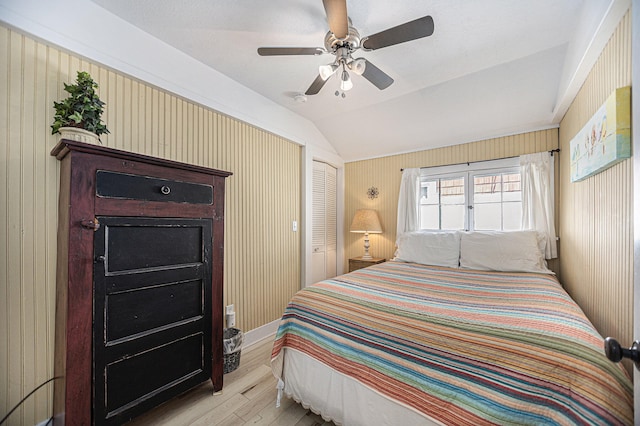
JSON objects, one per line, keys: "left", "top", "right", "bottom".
{"left": 225, "top": 304, "right": 236, "bottom": 328}
{"left": 226, "top": 312, "right": 236, "bottom": 328}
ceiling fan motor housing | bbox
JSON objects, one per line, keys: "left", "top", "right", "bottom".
{"left": 324, "top": 24, "right": 361, "bottom": 52}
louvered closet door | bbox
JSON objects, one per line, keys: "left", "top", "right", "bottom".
{"left": 325, "top": 165, "right": 337, "bottom": 278}
{"left": 312, "top": 161, "right": 337, "bottom": 283}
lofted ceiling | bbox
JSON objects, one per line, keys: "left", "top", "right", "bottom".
{"left": 90, "top": 0, "right": 620, "bottom": 162}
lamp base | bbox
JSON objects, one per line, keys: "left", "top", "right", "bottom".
{"left": 361, "top": 231, "right": 373, "bottom": 260}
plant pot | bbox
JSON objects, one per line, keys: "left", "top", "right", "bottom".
{"left": 58, "top": 127, "right": 100, "bottom": 145}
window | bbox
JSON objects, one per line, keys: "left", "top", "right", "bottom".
{"left": 472, "top": 171, "right": 521, "bottom": 231}
{"left": 420, "top": 176, "right": 466, "bottom": 230}
{"left": 419, "top": 158, "right": 522, "bottom": 232}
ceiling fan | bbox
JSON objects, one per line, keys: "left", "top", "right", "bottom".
{"left": 257, "top": 0, "right": 434, "bottom": 96}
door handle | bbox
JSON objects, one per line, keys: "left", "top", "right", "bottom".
{"left": 604, "top": 337, "right": 640, "bottom": 370}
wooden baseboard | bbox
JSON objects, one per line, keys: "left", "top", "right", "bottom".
{"left": 242, "top": 319, "right": 279, "bottom": 350}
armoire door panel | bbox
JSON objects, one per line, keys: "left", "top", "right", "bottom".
{"left": 94, "top": 216, "right": 212, "bottom": 425}
{"left": 103, "top": 265, "right": 203, "bottom": 293}
{"left": 105, "top": 224, "right": 204, "bottom": 273}
{"left": 104, "top": 333, "right": 205, "bottom": 417}
{"left": 102, "top": 319, "right": 205, "bottom": 363}
{"left": 106, "top": 279, "right": 204, "bottom": 341}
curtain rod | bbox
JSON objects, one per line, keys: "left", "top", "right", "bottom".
{"left": 400, "top": 149, "right": 560, "bottom": 172}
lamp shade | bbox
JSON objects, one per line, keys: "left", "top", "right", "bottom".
{"left": 350, "top": 209, "right": 382, "bottom": 233}
{"left": 349, "top": 58, "right": 366, "bottom": 76}
{"left": 319, "top": 63, "right": 338, "bottom": 81}
{"left": 340, "top": 69, "right": 353, "bottom": 91}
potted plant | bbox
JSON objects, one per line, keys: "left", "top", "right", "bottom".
{"left": 51, "top": 71, "right": 109, "bottom": 144}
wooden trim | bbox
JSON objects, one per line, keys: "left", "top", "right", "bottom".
{"left": 211, "top": 175, "right": 227, "bottom": 391}
{"left": 51, "top": 139, "right": 233, "bottom": 178}
{"left": 62, "top": 149, "right": 96, "bottom": 424}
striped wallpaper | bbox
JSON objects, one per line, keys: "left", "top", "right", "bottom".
{"left": 343, "top": 129, "right": 560, "bottom": 272}
{"left": 0, "top": 25, "right": 301, "bottom": 425}
{"left": 558, "top": 11, "right": 633, "bottom": 370}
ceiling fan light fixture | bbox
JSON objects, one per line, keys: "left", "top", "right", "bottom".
{"left": 340, "top": 69, "right": 353, "bottom": 91}
{"left": 349, "top": 58, "right": 366, "bottom": 76}
{"left": 319, "top": 63, "right": 339, "bottom": 81}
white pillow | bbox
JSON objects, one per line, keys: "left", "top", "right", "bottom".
{"left": 395, "top": 231, "right": 460, "bottom": 268}
{"left": 459, "top": 231, "right": 553, "bottom": 274}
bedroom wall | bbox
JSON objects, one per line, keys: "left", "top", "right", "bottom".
{"left": 558, "top": 11, "right": 633, "bottom": 362}
{"left": 0, "top": 25, "right": 301, "bottom": 425}
{"left": 344, "top": 129, "right": 559, "bottom": 270}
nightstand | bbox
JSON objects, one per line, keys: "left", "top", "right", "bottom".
{"left": 349, "top": 257, "right": 386, "bottom": 272}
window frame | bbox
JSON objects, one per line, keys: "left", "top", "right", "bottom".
{"left": 419, "top": 157, "right": 522, "bottom": 232}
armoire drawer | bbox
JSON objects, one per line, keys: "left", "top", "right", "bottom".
{"left": 96, "top": 170, "right": 213, "bottom": 204}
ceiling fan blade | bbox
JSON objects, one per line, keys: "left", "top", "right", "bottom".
{"left": 361, "top": 60, "right": 394, "bottom": 90}
{"left": 322, "top": 0, "right": 349, "bottom": 39}
{"left": 258, "top": 47, "right": 325, "bottom": 56}
{"left": 305, "top": 74, "right": 330, "bottom": 95}
{"left": 362, "top": 15, "right": 434, "bottom": 51}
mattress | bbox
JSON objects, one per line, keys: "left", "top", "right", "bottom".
{"left": 271, "top": 261, "right": 633, "bottom": 425}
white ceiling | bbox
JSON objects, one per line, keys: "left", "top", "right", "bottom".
{"left": 89, "top": 0, "right": 620, "bottom": 162}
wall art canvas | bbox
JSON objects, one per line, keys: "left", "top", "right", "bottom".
{"left": 570, "top": 86, "right": 631, "bottom": 182}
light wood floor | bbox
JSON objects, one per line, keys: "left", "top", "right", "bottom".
{"left": 126, "top": 338, "right": 335, "bottom": 425}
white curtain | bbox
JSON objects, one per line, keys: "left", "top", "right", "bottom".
{"left": 396, "top": 168, "right": 421, "bottom": 240}
{"left": 520, "top": 152, "right": 557, "bottom": 259}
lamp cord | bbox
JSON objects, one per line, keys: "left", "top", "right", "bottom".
{"left": 0, "top": 376, "right": 61, "bottom": 425}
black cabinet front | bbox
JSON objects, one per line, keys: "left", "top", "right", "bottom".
{"left": 93, "top": 216, "right": 213, "bottom": 425}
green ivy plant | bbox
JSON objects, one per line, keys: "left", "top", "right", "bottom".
{"left": 51, "top": 71, "right": 109, "bottom": 138}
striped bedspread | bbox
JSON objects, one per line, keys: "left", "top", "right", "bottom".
{"left": 271, "top": 261, "right": 633, "bottom": 425}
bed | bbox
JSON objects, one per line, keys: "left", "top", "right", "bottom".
{"left": 271, "top": 231, "right": 633, "bottom": 425}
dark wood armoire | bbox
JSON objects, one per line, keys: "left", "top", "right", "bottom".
{"left": 51, "top": 140, "right": 232, "bottom": 425}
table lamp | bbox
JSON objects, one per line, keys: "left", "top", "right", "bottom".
{"left": 350, "top": 209, "right": 383, "bottom": 260}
